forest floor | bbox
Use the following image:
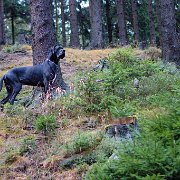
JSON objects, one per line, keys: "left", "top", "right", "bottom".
{"left": 1, "top": 45, "right": 177, "bottom": 180}
{"left": 0, "top": 46, "right": 117, "bottom": 179}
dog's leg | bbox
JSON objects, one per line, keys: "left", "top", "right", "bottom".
{"left": 1, "top": 91, "right": 11, "bottom": 104}
{"left": 0, "top": 81, "right": 13, "bottom": 105}
{"left": 44, "top": 79, "right": 49, "bottom": 94}
{"left": 0, "top": 85, "right": 12, "bottom": 111}
{"left": 9, "top": 83, "right": 22, "bottom": 105}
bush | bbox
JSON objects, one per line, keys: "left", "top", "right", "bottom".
{"left": 34, "top": 115, "right": 57, "bottom": 135}
{"left": 19, "top": 136, "right": 36, "bottom": 155}
{"left": 64, "top": 131, "right": 103, "bottom": 156}
{"left": 86, "top": 134, "right": 180, "bottom": 179}
{"left": 109, "top": 47, "right": 135, "bottom": 65}
{"left": 3, "top": 43, "right": 26, "bottom": 53}
{"left": 70, "top": 47, "right": 176, "bottom": 116}
{"left": 85, "top": 97, "right": 180, "bottom": 179}
{"left": 144, "top": 46, "right": 162, "bottom": 60}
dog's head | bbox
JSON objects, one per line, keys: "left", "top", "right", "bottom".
{"left": 48, "top": 45, "right": 65, "bottom": 64}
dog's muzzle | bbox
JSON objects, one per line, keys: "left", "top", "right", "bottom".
{"left": 58, "top": 49, "right": 65, "bottom": 59}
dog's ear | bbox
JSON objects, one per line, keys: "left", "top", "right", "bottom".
{"left": 53, "top": 45, "right": 56, "bottom": 54}
{"left": 50, "top": 45, "right": 57, "bottom": 55}
{"left": 53, "top": 45, "right": 60, "bottom": 54}
{"left": 48, "top": 46, "right": 55, "bottom": 60}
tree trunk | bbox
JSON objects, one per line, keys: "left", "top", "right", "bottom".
{"left": 116, "top": 0, "right": 128, "bottom": 45}
{"left": 60, "top": 0, "right": 66, "bottom": 47}
{"left": 30, "top": 0, "right": 56, "bottom": 64}
{"left": 30, "top": 0, "right": 68, "bottom": 89}
{"left": 158, "top": 0, "right": 180, "bottom": 66}
{"left": 131, "top": 0, "right": 139, "bottom": 42}
{"left": 156, "top": 0, "right": 162, "bottom": 47}
{"left": 0, "top": 0, "right": 5, "bottom": 45}
{"left": 11, "top": 8, "right": 15, "bottom": 44}
{"left": 148, "top": 0, "right": 156, "bottom": 45}
{"left": 78, "top": 2, "right": 85, "bottom": 49}
{"left": 69, "top": 0, "right": 80, "bottom": 48}
{"left": 105, "top": 0, "right": 112, "bottom": 44}
{"left": 89, "top": 0, "right": 103, "bottom": 49}
{"left": 54, "top": 0, "right": 59, "bottom": 38}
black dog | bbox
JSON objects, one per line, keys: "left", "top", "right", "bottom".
{"left": 0, "top": 45, "right": 65, "bottom": 105}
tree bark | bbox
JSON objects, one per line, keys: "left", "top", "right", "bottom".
{"left": 131, "top": 0, "right": 139, "bottom": 42}
{"left": 30, "top": 0, "right": 56, "bottom": 64}
{"left": 60, "top": 0, "right": 66, "bottom": 47}
{"left": 148, "top": 0, "right": 156, "bottom": 45}
{"left": 0, "top": 0, "right": 5, "bottom": 45}
{"left": 30, "top": 0, "right": 68, "bottom": 89}
{"left": 78, "top": 2, "right": 85, "bottom": 49}
{"left": 89, "top": 0, "right": 103, "bottom": 49}
{"left": 158, "top": 0, "right": 180, "bottom": 66}
{"left": 11, "top": 8, "right": 15, "bottom": 44}
{"left": 116, "top": 0, "right": 128, "bottom": 45}
{"left": 105, "top": 0, "right": 112, "bottom": 44}
{"left": 69, "top": 0, "right": 80, "bottom": 48}
{"left": 156, "top": 0, "right": 162, "bottom": 47}
{"left": 54, "top": 0, "right": 59, "bottom": 39}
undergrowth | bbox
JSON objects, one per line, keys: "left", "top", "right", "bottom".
{"left": 0, "top": 47, "right": 179, "bottom": 179}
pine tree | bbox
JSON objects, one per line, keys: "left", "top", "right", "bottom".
{"left": 105, "top": 0, "right": 112, "bottom": 44}
{"left": 158, "top": 0, "right": 180, "bottom": 66}
{"left": 89, "top": 0, "right": 103, "bottom": 48}
{"left": 131, "top": 0, "right": 139, "bottom": 42}
{"left": 116, "top": 0, "right": 128, "bottom": 45}
{"left": 148, "top": 0, "right": 156, "bottom": 45}
{"left": 60, "top": 0, "right": 66, "bottom": 47}
{"left": 69, "top": 0, "right": 80, "bottom": 48}
{"left": 0, "top": 0, "right": 5, "bottom": 44}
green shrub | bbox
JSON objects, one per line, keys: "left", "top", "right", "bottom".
{"left": 3, "top": 43, "right": 26, "bottom": 53}
{"left": 71, "top": 47, "right": 176, "bottom": 116}
{"left": 85, "top": 99, "right": 180, "bottom": 179}
{"left": 86, "top": 136, "right": 180, "bottom": 179}
{"left": 19, "top": 136, "right": 36, "bottom": 155}
{"left": 64, "top": 131, "right": 103, "bottom": 156}
{"left": 109, "top": 47, "right": 135, "bottom": 65}
{"left": 94, "top": 138, "right": 121, "bottom": 163}
{"left": 144, "top": 46, "right": 162, "bottom": 60}
{"left": 34, "top": 115, "right": 57, "bottom": 135}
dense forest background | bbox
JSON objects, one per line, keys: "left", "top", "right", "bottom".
{"left": 0, "top": 1, "right": 180, "bottom": 179}
{"left": 0, "top": 0, "right": 180, "bottom": 65}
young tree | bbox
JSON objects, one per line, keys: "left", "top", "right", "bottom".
{"left": 158, "top": 0, "right": 180, "bottom": 66}
{"left": 69, "top": 0, "right": 80, "bottom": 48}
{"left": 60, "top": 0, "right": 66, "bottom": 47}
{"left": 131, "top": 0, "right": 139, "bottom": 42}
{"left": 0, "top": 0, "right": 5, "bottom": 44}
{"left": 116, "top": 0, "right": 128, "bottom": 45}
{"left": 148, "top": 0, "right": 156, "bottom": 45}
{"left": 89, "top": 0, "right": 103, "bottom": 49}
{"left": 30, "top": 0, "right": 67, "bottom": 89}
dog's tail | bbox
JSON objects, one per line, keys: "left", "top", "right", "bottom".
{"left": 0, "top": 76, "right": 4, "bottom": 92}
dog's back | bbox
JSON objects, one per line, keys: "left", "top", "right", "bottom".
{"left": 5, "top": 64, "right": 44, "bottom": 86}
